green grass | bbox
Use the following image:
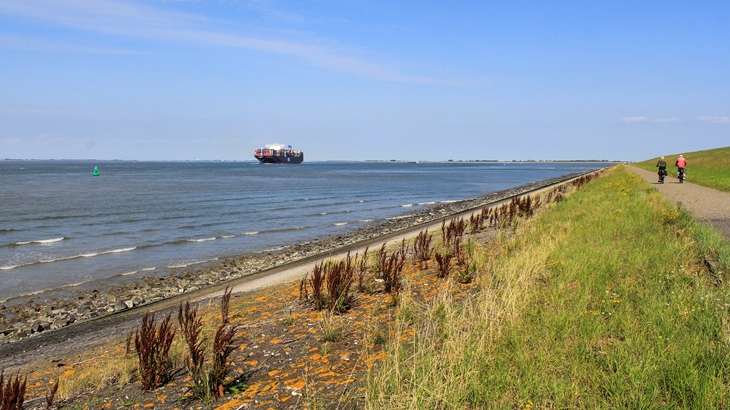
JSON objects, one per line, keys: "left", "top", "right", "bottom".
{"left": 368, "top": 166, "right": 730, "bottom": 409}
{"left": 634, "top": 146, "right": 730, "bottom": 192}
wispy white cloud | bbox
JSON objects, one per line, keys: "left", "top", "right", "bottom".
{"left": 698, "top": 116, "right": 729, "bottom": 124}
{"left": 621, "top": 116, "right": 650, "bottom": 123}
{"left": 621, "top": 116, "right": 684, "bottom": 124}
{"left": 0, "top": 0, "right": 463, "bottom": 85}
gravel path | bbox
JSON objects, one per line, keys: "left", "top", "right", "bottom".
{"left": 629, "top": 166, "right": 730, "bottom": 241}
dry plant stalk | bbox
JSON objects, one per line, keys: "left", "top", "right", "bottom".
{"left": 435, "top": 251, "right": 453, "bottom": 278}
{"left": 413, "top": 229, "right": 434, "bottom": 268}
{"left": 178, "top": 301, "right": 206, "bottom": 383}
{"left": 210, "top": 287, "right": 240, "bottom": 398}
{"left": 325, "top": 253, "right": 356, "bottom": 312}
{"left": 45, "top": 378, "right": 59, "bottom": 410}
{"left": 134, "top": 311, "right": 176, "bottom": 390}
{"left": 0, "top": 369, "right": 27, "bottom": 410}
{"left": 381, "top": 247, "right": 406, "bottom": 296}
{"left": 356, "top": 247, "right": 369, "bottom": 292}
{"left": 300, "top": 261, "right": 326, "bottom": 310}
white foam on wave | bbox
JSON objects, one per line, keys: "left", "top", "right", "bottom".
{"left": 358, "top": 219, "right": 374, "bottom": 223}
{"left": 333, "top": 222, "right": 348, "bottom": 226}
{"left": 188, "top": 237, "right": 216, "bottom": 243}
{"left": 2, "top": 246, "right": 138, "bottom": 270}
{"left": 419, "top": 201, "right": 436, "bottom": 205}
{"left": 13, "top": 237, "right": 65, "bottom": 246}
{"left": 220, "top": 235, "right": 235, "bottom": 239}
{"left": 106, "top": 247, "right": 136, "bottom": 254}
{"left": 401, "top": 203, "right": 414, "bottom": 207}
{"left": 244, "top": 231, "right": 259, "bottom": 235}
{"left": 81, "top": 247, "right": 136, "bottom": 257}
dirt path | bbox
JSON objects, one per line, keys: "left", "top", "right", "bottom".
{"left": 629, "top": 166, "right": 730, "bottom": 240}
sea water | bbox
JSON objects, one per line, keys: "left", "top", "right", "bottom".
{"left": 0, "top": 160, "right": 606, "bottom": 303}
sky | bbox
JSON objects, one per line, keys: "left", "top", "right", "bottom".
{"left": 1, "top": 1, "right": 728, "bottom": 162}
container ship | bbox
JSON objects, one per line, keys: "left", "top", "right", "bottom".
{"left": 253, "top": 144, "right": 304, "bottom": 164}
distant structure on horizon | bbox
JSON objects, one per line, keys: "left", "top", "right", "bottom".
{"left": 253, "top": 144, "right": 304, "bottom": 164}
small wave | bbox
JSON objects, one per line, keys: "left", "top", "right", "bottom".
{"left": 140, "top": 267, "right": 157, "bottom": 272}
{"left": 11, "top": 237, "right": 66, "bottom": 246}
{"left": 244, "top": 231, "right": 259, "bottom": 235}
{"left": 168, "top": 258, "right": 218, "bottom": 269}
{"left": 358, "top": 219, "right": 374, "bottom": 223}
{"left": 105, "top": 247, "right": 136, "bottom": 254}
{"left": 188, "top": 237, "right": 216, "bottom": 243}
{"left": 220, "top": 235, "right": 235, "bottom": 239}
{"left": 333, "top": 222, "right": 348, "bottom": 226}
{"left": 418, "top": 201, "right": 436, "bottom": 205}
{"left": 121, "top": 270, "right": 138, "bottom": 276}
{"left": 1, "top": 247, "right": 137, "bottom": 270}
{"left": 401, "top": 203, "right": 414, "bottom": 207}
{"left": 356, "top": 200, "right": 365, "bottom": 203}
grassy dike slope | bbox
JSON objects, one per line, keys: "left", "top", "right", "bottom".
{"left": 634, "top": 146, "right": 730, "bottom": 192}
{"left": 368, "top": 165, "right": 730, "bottom": 409}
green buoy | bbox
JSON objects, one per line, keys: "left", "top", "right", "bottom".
{"left": 93, "top": 167, "right": 100, "bottom": 176}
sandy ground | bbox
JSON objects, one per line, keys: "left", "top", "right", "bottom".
{"left": 629, "top": 166, "right": 730, "bottom": 241}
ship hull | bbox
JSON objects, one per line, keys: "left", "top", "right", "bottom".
{"left": 255, "top": 155, "right": 304, "bottom": 164}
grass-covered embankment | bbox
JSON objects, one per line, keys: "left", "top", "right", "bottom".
{"left": 634, "top": 146, "right": 730, "bottom": 192}
{"left": 368, "top": 165, "right": 730, "bottom": 408}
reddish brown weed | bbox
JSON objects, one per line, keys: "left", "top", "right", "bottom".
{"left": 134, "top": 311, "right": 175, "bottom": 390}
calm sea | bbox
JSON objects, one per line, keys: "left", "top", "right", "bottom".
{"left": 0, "top": 160, "right": 606, "bottom": 303}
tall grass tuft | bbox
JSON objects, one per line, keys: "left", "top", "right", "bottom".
{"left": 413, "top": 229, "right": 434, "bottom": 268}
{"left": 301, "top": 256, "right": 356, "bottom": 312}
{"left": 0, "top": 369, "right": 27, "bottom": 410}
{"left": 210, "top": 287, "right": 240, "bottom": 399}
{"left": 434, "top": 251, "right": 453, "bottom": 278}
{"left": 300, "top": 261, "right": 327, "bottom": 310}
{"left": 134, "top": 311, "right": 176, "bottom": 390}
{"left": 380, "top": 246, "right": 406, "bottom": 297}
{"left": 178, "top": 301, "right": 206, "bottom": 393}
{"left": 325, "top": 253, "right": 356, "bottom": 312}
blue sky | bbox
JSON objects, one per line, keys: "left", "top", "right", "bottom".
{"left": 1, "top": 1, "right": 728, "bottom": 161}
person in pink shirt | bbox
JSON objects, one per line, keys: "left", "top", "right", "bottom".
{"left": 675, "top": 155, "right": 687, "bottom": 180}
